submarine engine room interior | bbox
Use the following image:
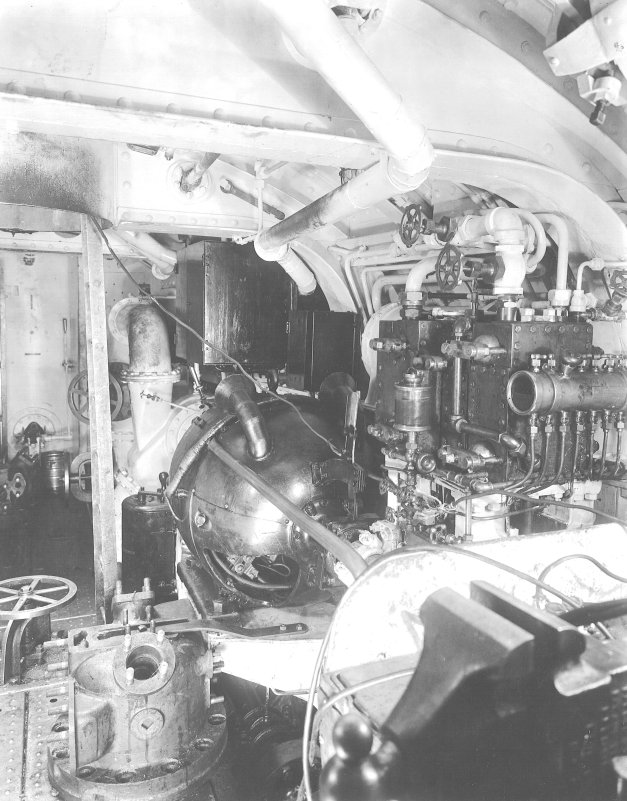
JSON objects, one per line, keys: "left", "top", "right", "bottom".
{"left": 2, "top": 1, "right": 627, "bottom": 799}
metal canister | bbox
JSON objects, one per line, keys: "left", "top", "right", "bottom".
{"left": 394, "top": 370, "right": 435, "bottom": 432}
{"left": 122, "top": 492, "right": 176, "bottom": 602}
{"left": 40, "top": 451, "right": 68, "bottom": 494}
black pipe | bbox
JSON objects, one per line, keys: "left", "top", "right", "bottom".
{"left": 537, "top": 418, "right": 551, "bottom": 485}
{"left": 453, "top": 420, "right": 525, "bottom": 455}
{"left": 587, "top": 411, "right": 598, "bottom": 479}
{"left": 569, "top": 415, "right": 583, "bottom": 495}
{"left": 215, "top": 375, "right": 271, "bottom": 460}
{"left": 614, "top": 415, "right": 624, "bottom": 477}
{"left": 598, "top": 413, "right": 610, "bottom": 478}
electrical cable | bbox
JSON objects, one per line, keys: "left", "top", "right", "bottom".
{"left": 453, "top": 489, "right": 627, "bottom": 534}
{"left": 314, "top": 667, "right": 414, "bottom": 727}
{"left": 164, "top": 491, "right": 186, "bottom": 524}
{"left": 211, "top": 552, "right": 293, "bottom": 592}
{"left": 90, "top": 216, "right": 343, "bottom": 459}
{"left": 211, "top": 551, "right": 293, "bottom": 591}
{"left": 537, "top": 553, "right": 627, "bottom": 592}
{"left": 471, "top": 503, "right": 544, "bottom": 522}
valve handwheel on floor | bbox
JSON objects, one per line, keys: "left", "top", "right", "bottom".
{"left": 0, "top": 575, "right": 77, "bottom": 684}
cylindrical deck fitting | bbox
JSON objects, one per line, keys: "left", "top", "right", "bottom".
{"left": 507, "top": 369, "right": 627, "bottom": 415}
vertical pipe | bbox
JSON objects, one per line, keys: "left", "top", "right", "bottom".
{"left": 452, "top": 357, "right": 463, "bottom": 419}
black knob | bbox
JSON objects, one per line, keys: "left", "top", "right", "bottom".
{"left": 320, "top": 714, "right": 387, "bottom": 801}
{"left": 159, "top": 472, "right": 168, "bottom": 493}
{"left": 333, "top": 713, "right": 373, "bottom": 762}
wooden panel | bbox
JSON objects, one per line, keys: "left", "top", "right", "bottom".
{"left": 80, "top": 216, "right": 117, "bottom": 620}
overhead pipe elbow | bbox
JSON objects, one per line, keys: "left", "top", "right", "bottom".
{"left": 126, "top": 305, "right": 177, "bottom": 486}
{"left": 405, "top": 255, "right": 438, "bottom": 297}
{"left": 128, "top": 305, "right": 172, "bottom": 375}
{"left": 456, "top": 209, "right": 527, "bottom": 295}
{"left": 116, "top": 230, "right": 177, "bottom": 279}
{"left": 536, "top": 213, "right": 571, "bottom": 307}
{"left": 256, "top": 0, "right": 434, "bottom": 254}
{"left": 371, "top": 272, "right": 410, "bottom": 312}
{"left": 254, "top": 239, "right": 317, "bottom": 295}
{"left": 215, "top": 375, "right": 272, "bottom": 460}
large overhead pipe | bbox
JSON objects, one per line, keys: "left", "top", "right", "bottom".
{"left": 255, "top": 0, "right": 434, "bottom": 288}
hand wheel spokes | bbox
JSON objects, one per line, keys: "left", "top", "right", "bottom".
{"left": 435, "top": 241, "right": 464, "bottom": 291}
{"left": 0, "top": 576, "right": 77, "bottom": 620}
{"left": 399, "top": 203, "right": 424, "bottom": 247}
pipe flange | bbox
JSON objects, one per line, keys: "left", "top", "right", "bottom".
{"left": 120, "top": 366, "right": 183, "bottom": 384}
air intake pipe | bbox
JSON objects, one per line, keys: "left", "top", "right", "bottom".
{"left": 255, "top": 0, "right": 434, "bottom": 291}
{"left": 507, "top": 368, "right": 627, "bottom": 415}
{"left": 215, "top": 375, "right": 272, "bottom": 460}
{"left": 125, "top": 305, "right": 181, "bottom": 488}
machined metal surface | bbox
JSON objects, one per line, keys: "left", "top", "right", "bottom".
{"left": 48, "top": 623, "right": 226, "bottom": 801}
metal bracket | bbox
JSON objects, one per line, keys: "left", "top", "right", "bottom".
{"left": 311, "top": 458, "right": 365, "bottom": 493}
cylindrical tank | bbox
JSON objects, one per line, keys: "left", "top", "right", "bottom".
{"left": 507, "top": 368, "right": 627, "bottom": 415}
{"left": 394, "top": 370, "right": 435, "bottom": 432}
{"left": 40, "top": 451, "right": 67, "bottom": 494}
{"left": 122, "top": 491, "right": 177, "bottom": 602}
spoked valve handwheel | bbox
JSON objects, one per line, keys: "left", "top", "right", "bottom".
{"left": 435, "top": 239, "right": 465, "bottom": 291}
{"left": 0, "top": 575, "right": 77, "bottom": 621}
{"left": 67, "top": 369, "right": 124, "bottom": 424}
{"left": 399, "top": 203, "right": 425, "bottom": 247}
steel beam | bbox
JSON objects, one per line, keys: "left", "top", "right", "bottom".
{"left": 0, "top": 92, "right": 380, "bottom": 170}
{"left": 79, "top": 216, "right": 117, "bottom": 621}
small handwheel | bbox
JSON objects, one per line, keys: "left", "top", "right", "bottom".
{"left": 67, "top": 369, "right": 124, "bottom": 424}
{"left": 0, "top": 575, "right": 77, "bottom": 621}
{"left": 435, "top": 241, "right": 464, "bottom": 291}
{"left": 399, "top": 203, "right": 424, "bottom": 247}
{"left": 70, "top": 452, "right": 92, "bottom": 503}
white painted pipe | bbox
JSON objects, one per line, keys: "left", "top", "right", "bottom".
{"left": 275, "top": 246, "right": 317, "bottom": 295}
{"left": 516, "top": 210, "right": 547, "bottom": 271}
{"left": 536, "top": 213, "right": 571, "bottom": 306}
{"left": 372, "top": 273, "right": 410, "bottom": 312}
{"left": 405, "top": 256, "right": 439, "bottom": 295}
{"left": 340, "top": 247, "right": 367, "bottom": 319}
{"left": 116, "top": 230, "right": 177, "bottom": 276}
{"left": 359, "top": 263, "right": 419, "bottom": 317}
{"left": 454, "top": 209, "right": 527, "bottom": 295}
{"left": 255, "top": 0, "right": 433, "bottom": 277}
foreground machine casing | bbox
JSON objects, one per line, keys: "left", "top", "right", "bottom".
{"left": 47, "top": 623, "right": 226, "bottom": 800}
